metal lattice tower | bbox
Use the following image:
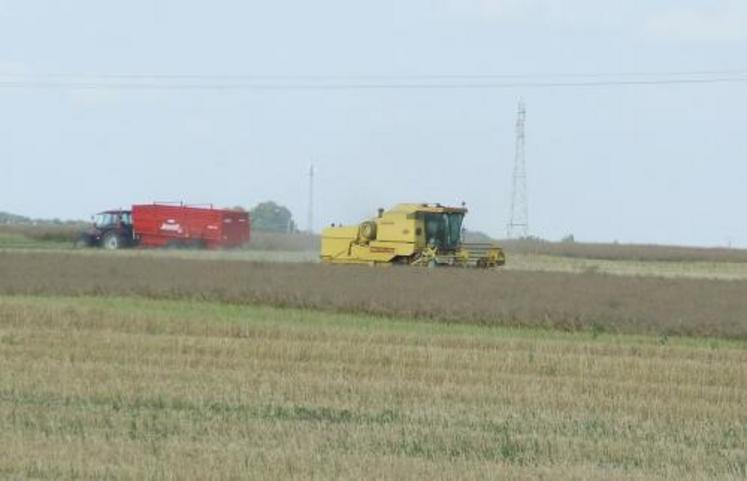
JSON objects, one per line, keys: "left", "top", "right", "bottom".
{"left": 307, "top": 163, "right": 315, "bottom": 233}
{"left": 507, "top": 99, "right": 528, "bottom": 239}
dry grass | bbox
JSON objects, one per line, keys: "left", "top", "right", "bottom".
{"left": 502, "top": 238, "right": 747, "bottom": 263}
{"left": 505, "top": 253, "right": 747, "bottom": 280}
{"left": 0, "top": 296, "right": 744, "bottom": 481}
{"left": 2, "top": 251, "right": 747, "bottom": 340}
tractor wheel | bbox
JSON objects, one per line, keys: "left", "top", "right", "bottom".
{"left": 101, "top": 232, "right": 123, "bottom": 250}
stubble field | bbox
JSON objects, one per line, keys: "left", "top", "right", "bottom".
{"left": 0, "top": 296, "right": 745, "bottom": 481}
{"left": 0, "top": 249, "right": 745, "bottom": 480}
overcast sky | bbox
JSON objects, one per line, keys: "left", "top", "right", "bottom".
{"left": 1, "top": 0, "right": 746, "bottom": 246}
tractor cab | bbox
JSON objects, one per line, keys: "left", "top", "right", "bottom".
{"left": 75, "top": 210, "right": 134, "bottom": 249}
{"left": 93, "top": 210, "right": 132, "bottom": 230}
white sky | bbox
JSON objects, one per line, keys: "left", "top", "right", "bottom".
{"left": 1, "top": 0, "right": 746, "bottom": 246}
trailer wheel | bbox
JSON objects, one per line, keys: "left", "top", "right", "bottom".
{"left": 165, "top": 240, "right": 183, "bottom": 250}
{"left": 188, "top": 240, "right": 205, "bottom": 250}
{"left": 102, "top": 232, "right": 123, "bottom": 250}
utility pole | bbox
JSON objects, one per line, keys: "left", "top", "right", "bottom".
{"left": 307, "top": 163, "right": 315, "bottom": 233}
{"left": 507, "top": 99, "right": 529, "bottom": 239}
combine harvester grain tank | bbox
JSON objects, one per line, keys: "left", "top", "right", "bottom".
{"left": 320, "top": 203, "right": 505, "bottom": 267}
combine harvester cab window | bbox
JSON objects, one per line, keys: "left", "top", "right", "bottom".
{"left": 424, "top": 212, "right": 464, "bottom": 251}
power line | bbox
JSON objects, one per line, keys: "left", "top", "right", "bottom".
{"left": 2, "top": 68, "right": 747, "bottom": 81}
{"left": 0, "top": 73, "right": 746, "bottom": 91}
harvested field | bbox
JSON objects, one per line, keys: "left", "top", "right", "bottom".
{"left": 7, "top": 244, "right": 747, "bottom": 280}
{"left": 6, "top": 222, "right": 747, "bottom": 265}
{"left": 1, "top": 251, "right": 747, "bottom": 340}
{"left": 502, "top": 238, "right": 747, "bottom": 263}
{"left": 0, "top": 296, "right": 744, "bottom": 481}
{"left": 505, "top": 253, "right": 747, "bottom": 280}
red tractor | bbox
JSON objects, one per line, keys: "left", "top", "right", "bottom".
{"left": 76, "top": 203, "right": 250, "bottom": 250}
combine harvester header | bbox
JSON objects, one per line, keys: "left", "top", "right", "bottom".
{"left": 320, "top": 203, "right": 505, "bottom": 267}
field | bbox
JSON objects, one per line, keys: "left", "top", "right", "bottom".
{"left": 1, "top": 245, "right": 746, "bottom": 480}
{"left": 0, "top": 224, "right": 318, "bottom": 253}
{"left": 500, "top": 238, "right": 747, "bottom": 263}
{"left": 7, "top": 223, "right": 747, "bottom": 279}
{"left": 505, "top": 253, "right": 747, "bottom": 280}
{"left": 4, "top": 251, "right": 747, "bottom": 340}
{"left": 0, "top": 225, "right": 77, "bottom": 250}
{"left": 7, "top": 223, "right": 747, "bottom": 278}
{"left": 1, "top": 295, "right": 745, "bottom": 481}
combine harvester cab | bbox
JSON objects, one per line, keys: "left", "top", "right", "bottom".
{"left": 321, "top": 203, "right": 505, "bottom": 267}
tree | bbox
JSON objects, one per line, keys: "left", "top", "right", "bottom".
{"left": 249, "top": 201, "right": 296, "bottom": 233}
{"left": 561, "top": 234, "right": 575, "bottom": 243}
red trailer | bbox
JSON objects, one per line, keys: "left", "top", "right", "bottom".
{"left": 132, "top": 204, "right": 250, "bottom": 249}
{"left": 76, "top": 203, "right": 250, "bottom": 250}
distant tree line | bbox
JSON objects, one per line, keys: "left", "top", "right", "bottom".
{"left": 0, "top": 211, "right": 30, "bottom": 224}
{"left": 0, "top": 211, "right": 83, "bottom": 226}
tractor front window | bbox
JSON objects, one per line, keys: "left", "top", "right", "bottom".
{"left": 94, "top": 213, "right": 115, "bottom": 228}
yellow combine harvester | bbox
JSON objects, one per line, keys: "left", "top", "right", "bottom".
{"left": 320, "top": 203, "right": 505, "bottom": 267}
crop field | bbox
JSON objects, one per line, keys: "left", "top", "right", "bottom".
{"left": 501, "top": 238, "right": 747, "bottom": 263}
{"left": 6, "top": 244, "right": 747, "bottom": 280}
{"left": 0, "top": 231, "right": 70, "bottom": 250}
{"left": 504, "top": 253, "right": 747, "bottom": 280}
{"left": 0, "top": 250, "right": 745, "bottom": 480}
{"left": 2, "top": 251, "right": 747, "bottom": 340}
{"left": 0, "top": 295, "right": 745, "bottom": 481}
{"left": 0, "top": 224, "right": 83, "bottom": 247}
{"left": 6, "top": 224, "right": 747, "bottom": 279}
